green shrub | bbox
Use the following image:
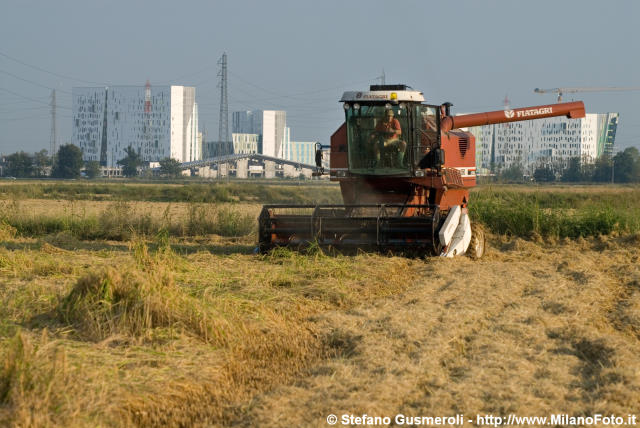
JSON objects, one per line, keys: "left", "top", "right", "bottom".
{"left": 469, "top": 187, "right": 640, "bottom": 238}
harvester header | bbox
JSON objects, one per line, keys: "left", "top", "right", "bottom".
{"left": 259, "top": 84, "right": 586, "bottom": 258}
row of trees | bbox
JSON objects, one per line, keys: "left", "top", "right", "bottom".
{"left": 115, "top": 147, "right": 183, "bottom": 177}
{"left": 2, "top": 144, "right": 184, "bottom": 179}
{"left": 496, "top": 147, "right": 640, "bottom": 183}
{"left": 3, "top": 145, "right": 89, "bottom": 179}
{"left": 3, "top": 149, "right": 51, "bottom": 178}
{"left": 7, "top": 143, "right": 638, "bottom": 182}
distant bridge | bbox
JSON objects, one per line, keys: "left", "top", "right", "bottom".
{"left": 178, "top": 153, "right": 317, "bottom": 170}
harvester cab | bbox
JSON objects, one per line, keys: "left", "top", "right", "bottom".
{"left": 259, "top": 84, "right": 585, "bottom": 257}
{"left": 338, "top": 84, "right": 442, "bottom": 176}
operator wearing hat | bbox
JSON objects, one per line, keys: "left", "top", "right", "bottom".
{"left": 372, "top": 109, "right": 406, "bottom": 167}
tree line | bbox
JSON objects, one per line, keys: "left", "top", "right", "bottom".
{"left": 1, "top": 145, "right": 91, "bottom": 179}
{"left": 495, "top": 147, "right": 640, "bottom": 183}
{"left": 4, "top": 143, "right": 639, "bottom": 182}
{"left": 1, "top": 144, "right": 184, "bottom": 179}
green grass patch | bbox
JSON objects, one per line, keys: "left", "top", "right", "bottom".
{"left": 0, "top": 181, "right": 342, "bottom": 204}
{"left": 470, "top": 186, "right": 640, "bottom": 238}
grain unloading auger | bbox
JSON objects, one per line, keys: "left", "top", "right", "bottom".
{"left": 259, "top": 84, "right": 585, "bottom": 257}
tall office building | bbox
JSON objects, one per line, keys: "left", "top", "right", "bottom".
{"left": 72, "top": 85, "right": 199, "bottom": 167}
{"left": 232, "top": 110, "right": 286, "bottom": 158}
{"left": 232, "top": 110, "right": 256, "bottom": 134}
{"left": 466, "top": 113, "right": 618, "bottom": 174}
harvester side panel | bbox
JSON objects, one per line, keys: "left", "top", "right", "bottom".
{"left": 329, "top": 123, "right": 347, "bottom": 181}
{"left": 441, "top": 131, "right": 476, "bottom": 187}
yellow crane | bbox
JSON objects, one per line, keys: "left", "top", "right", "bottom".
{"left": 534, "top": 86, "right": 640, "bottom": 102}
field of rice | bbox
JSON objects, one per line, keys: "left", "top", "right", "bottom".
{"left": 0, "top": 181, "right": 638, "bottom": 427}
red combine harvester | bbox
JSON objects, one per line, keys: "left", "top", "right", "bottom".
{"left": 259, "top": 84, "right": 585, "bottom": 258}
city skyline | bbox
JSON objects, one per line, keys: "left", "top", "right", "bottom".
{"left": 1, "top": 0, "right": 638, "bottom": 156}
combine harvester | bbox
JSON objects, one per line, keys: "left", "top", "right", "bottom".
{"left": 259, "top": 84, "right": 585, "bottom": 258}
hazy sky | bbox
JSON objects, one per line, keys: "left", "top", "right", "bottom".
{"left": 1, "top": 0, "right": 639, "bottom": 155}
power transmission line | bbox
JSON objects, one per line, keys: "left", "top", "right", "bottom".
{"left": 0, "top": 68, "right": 73, "bottom": 95}
{"left": 160, "top": 63, "right": 219, "bottom": 86}
{"left": 229, "top": 72, "right": 379, "bottom": 100}
{"left": 0, "top": 115, "right": 61, "bottom": 121}
{"left": 50, "top": 90, "right": 57, "bottom": 156}
{"left": 0, "top": 105, "right": 49, "bottom": 114}
{"left": 0, "top": 87, "right": 71, "bottom": 109}
{"left": 0, "top": 50, "right": 109, "bottom": 85}
{"left": 0, "top": 98, "right": 50, "bottom": 106}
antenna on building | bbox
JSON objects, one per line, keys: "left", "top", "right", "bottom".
{"left": 379, "top": 70, "right": 386, "bottom": 85}
{"left": 503, "top": 93, "right": 510, "bottom": 111}
{"left": 50, "top": 89, "right": 57, "bottom": 157}
{"left": 144, "top": 80, "right": 152, "bottom": 113}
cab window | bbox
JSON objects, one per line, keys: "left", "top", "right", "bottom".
{"left": 345, "top": 105, "right": 410, "bottom": 175}
{"left": 413, "top": 105, "right": 439, "bottom": 168}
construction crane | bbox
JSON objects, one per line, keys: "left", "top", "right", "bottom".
{"left": 534, "top": 86, "right": 640, "bottom": 102}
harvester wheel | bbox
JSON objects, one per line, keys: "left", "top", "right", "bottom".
{"left": 467, "top": 224, "right": 485, "bottom": 260}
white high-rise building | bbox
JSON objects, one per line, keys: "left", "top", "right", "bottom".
{"left": 232, "top": 110, "right": 286, "bottom": 158}
{"left": 466, "top": 113, "right": 618, "bottom": 174}
{"left": 72, "top": 85, "right": 199, "bottom": 167}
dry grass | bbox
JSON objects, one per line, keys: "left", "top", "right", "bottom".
{"left": 2, "top": 232, "right": 639, "bottom": 426}
{"left": 0, "top": 232, "right": 419, "bottom": 427}
{"left": 1, "top": 184, "right": 639, "bottom": 426}
{"left": 5, "top": 183, "right": 640, "bottom": 240}
{"left": 1, "top": 198, "right": 263, "bottom": 219}
{"left": 242, "top": 234, "right": 640, "bottom": 426}
{"left": 0, "top": 199, "right": 259, "bottom": 240}
{"left": 0, "top": 180, "right": 342, "bottom": 204}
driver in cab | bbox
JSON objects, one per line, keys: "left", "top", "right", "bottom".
{"left": 371, "top": 109, "right": 406, "bottom": 167}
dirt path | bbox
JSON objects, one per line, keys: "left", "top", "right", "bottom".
{"left": 236, "top": 236, "right": 640, "bottom": 426}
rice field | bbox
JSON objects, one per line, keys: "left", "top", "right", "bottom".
{"left": 0, "top": 181, "right": 639, "bottom": 426}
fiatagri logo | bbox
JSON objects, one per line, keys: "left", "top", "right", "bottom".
{"left": 504, "top": 107, "right": 553, "bottom": 119}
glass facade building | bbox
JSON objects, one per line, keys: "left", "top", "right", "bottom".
{"left": 466, "top": 113, "right": 618, "bottom": 174}
{"left": 72, "top": 85, "right": 199, "bottom": 166}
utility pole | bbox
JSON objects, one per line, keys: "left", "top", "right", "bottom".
{"left": 217, "top": 52, "right": 229, "bottom": 145}
{"left": 217, "top": 52, "right": 230, "bottom": 182}
{"left": 50, "top": 89, "right": 57, "bottom": 157}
